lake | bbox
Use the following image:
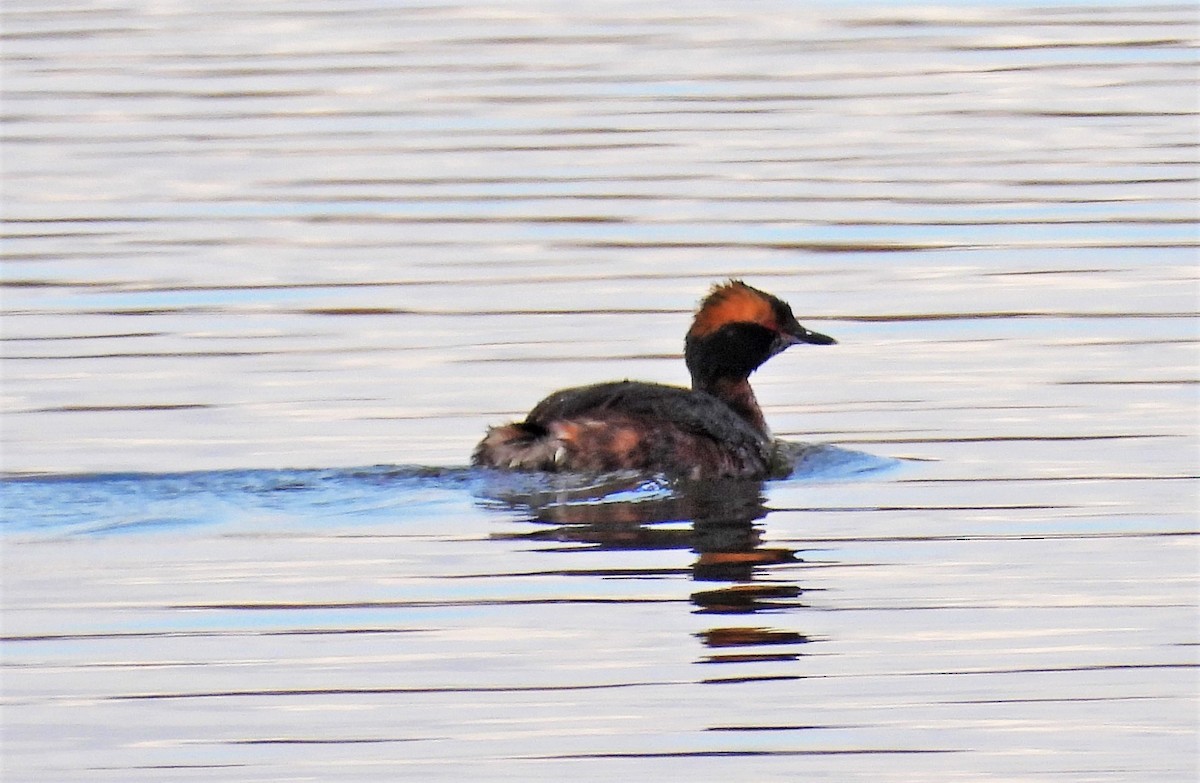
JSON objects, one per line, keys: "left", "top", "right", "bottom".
{"left": 2, "top": 1, "right": 1198, "bottom": 781}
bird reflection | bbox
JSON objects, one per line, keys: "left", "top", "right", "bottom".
{"left": 477, "top": 471, "right": 812, "bottom": 665}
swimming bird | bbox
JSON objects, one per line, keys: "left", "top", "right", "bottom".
{"left": 472, "top": 280, "right": 835, "bottom": 479}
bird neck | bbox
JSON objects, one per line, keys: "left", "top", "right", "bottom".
{"left": 694, "top": 374, "right": 768, "bottom": 436}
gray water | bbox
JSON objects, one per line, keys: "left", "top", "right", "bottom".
{"left": 2, "top": 2, "right": 1198, "bottom": 781}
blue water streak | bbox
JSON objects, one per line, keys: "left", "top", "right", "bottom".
{"left": 1, "top": 445, "right": 898, "bottom": 538}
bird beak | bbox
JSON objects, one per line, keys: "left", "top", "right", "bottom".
{"left": 771, "top": 324, "right": 836, "bottom": 356}
{"left": 786, "top": 325, "right": 836, "bottom": 346}
{"left": 794, "top": 325, "right": 836, "bottom": 346}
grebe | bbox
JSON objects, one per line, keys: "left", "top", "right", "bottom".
{"left": 472, "top": 280, "right": 835, "bottom": 479}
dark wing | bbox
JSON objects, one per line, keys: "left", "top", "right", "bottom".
{"left": 525, "top": 380, "right": 768, "bottom": 452}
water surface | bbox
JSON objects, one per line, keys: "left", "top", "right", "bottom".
{"left": 2, "top": 2, "right": 1198, "bottom": 781}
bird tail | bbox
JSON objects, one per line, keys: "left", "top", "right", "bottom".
{"left": 471, "top": 422, "right": 565, "bottom": 471}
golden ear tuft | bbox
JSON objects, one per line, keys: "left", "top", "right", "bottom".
{"left": 688, "top": 280, "right": 778, "bottom": 338}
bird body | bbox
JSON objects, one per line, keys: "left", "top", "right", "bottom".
{"left": 472, "top": 281, "right": 835, "bottom": 479}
